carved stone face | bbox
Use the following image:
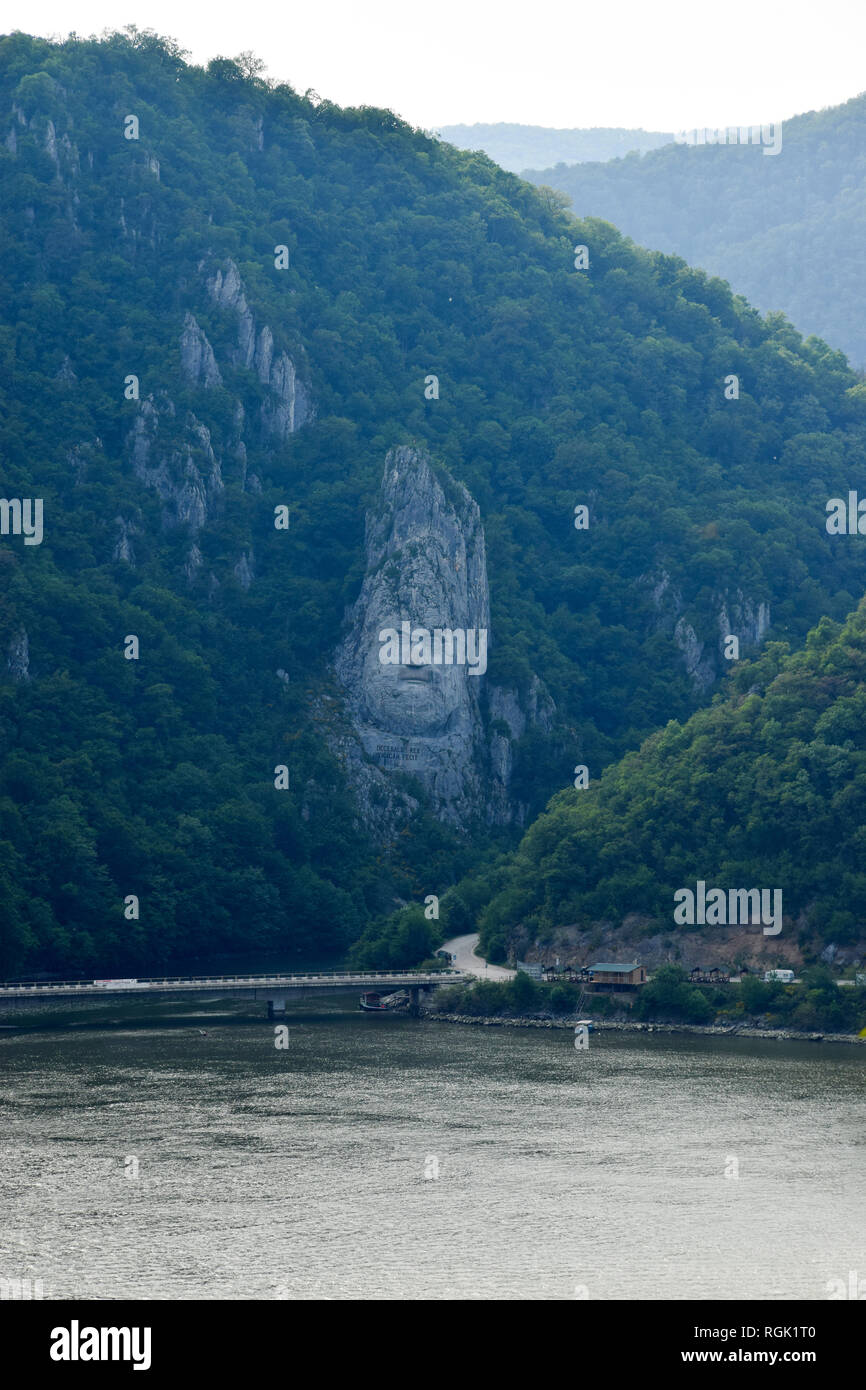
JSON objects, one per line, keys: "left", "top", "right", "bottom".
{"left": 334, "top": 446, "right": 492, "bottom": 823}
{"left": 361, "top": 622, "right": 470, "bottom": 738}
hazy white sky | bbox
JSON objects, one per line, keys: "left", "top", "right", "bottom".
{"left": 6, "top": 0, "right": 866, "bottom": 130}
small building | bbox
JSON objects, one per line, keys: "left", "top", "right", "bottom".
{"left": 588, "top": 962, "right": 646, "bottom": 993}
{"left": 690, "top": 966, "right": 705, "bottom": 983}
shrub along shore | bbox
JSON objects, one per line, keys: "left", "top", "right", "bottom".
{"left": 422, "top": 964, "right": 866, "bottom": 1039}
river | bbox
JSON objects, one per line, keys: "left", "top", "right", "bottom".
{"left": 1, "top": 1000, "right": 863, "bottom": 1300}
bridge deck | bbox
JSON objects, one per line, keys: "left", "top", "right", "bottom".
{"left": 0, "top": 970, "right": 469, "bottom": 1001}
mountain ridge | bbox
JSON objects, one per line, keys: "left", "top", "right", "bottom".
{"left": 3, "top": 29, "right": 866, "bottom": 975}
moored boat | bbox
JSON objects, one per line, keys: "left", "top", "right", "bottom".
{"left": 359, "top": 991, "right": 387, "bottom": 1011}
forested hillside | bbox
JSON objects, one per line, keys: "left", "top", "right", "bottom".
{"left": 524, "top": 92, "right": 866, "bottom": 366}
{"left": 2, "top": 29, "right": 866, "bottom": 977}
{"left": 475, "top": 601, "right": 866, "bottom": 962}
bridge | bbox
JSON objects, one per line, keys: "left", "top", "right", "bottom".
{"left": 0, "top": 969, "right": 470, "bottom": 1017}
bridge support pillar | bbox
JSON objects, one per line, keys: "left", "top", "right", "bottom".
{"left": 409, "top": 986, "right": 421, "bottom": 1017}
{"left": 267, "top": 997, "right": 286, "bottom": 1020}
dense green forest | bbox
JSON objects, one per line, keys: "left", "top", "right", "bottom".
{"left": 524, "top": 91, "right": 866, "bottom": 366}
{"left": 471, "top": 600, "right": 866, "bottom": 962}
{"left": 3, "top": 29, "right": 866, "bottom": 977}
{"left": 438, "top": 123, "right": 672, "bottom": 174}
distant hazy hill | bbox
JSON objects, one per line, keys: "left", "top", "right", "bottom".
{"left": 524, "top": 92, "right": 866, "bottom": 367}
{"left": 437, "top": 123, "right": 673, "bottom": 173}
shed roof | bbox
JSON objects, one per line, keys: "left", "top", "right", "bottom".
{"left": 590, "top": 962, "right": 641, "bottom": 973}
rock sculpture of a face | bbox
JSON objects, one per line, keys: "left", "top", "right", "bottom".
{"left": 335, "top": 446, "right": 490, "bottom": 820}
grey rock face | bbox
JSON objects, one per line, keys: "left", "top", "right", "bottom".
{"left": 6, "top": 628, "right": 30, "bottom": 683}
{"left": 335, "top": 446, "right": 490, "bottom": 827}
{"left": 642, "top": 568, "right": 770, "bottom": 690}
{"left": 718, "top": 593, "right": 771, "bottom": 651}
{"left": 334, "top": 446, "right": 553, "bottom": 831}
{"left": 234, "top": 550, "right": 255, "bottom": 590}
{"left": 207, "top": 260, "right": 257, "bottom": 368}
{"left": 673, "top": 616, "right": 717, "bottom": 692}
{"left": 206, "top": 258, "right": 311, "bottom": 438}
{"left": 184, "top": 545, "right": 203, "bottom": 582}
{"left": 113, "top": 516, "right": 138, "bottom": 566}
{"left": 128, "top": 397, "right": 224, "bottom": 531}
{"left": 44, "top": 119, "right": 58, "bottom": 165}
{"left": 261, "top": 351, "right": 311, "bottom": 440}
{"left": 180, "top": 313, "right": 222, "bottom": 388}
{"left": 55, "top": 355, "right": 76, "bottom": 385}
{"left": 486, "top": 675, "right": 556, "bottom": 824}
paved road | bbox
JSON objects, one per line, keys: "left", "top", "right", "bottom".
{"left": 442, "top": 933, "right": 515, "bottom": 981}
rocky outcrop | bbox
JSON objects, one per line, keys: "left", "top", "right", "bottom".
{"left": 233, "top": 550, "right": 255, "bottom": 590}
{"left": 333, "top": 446, "right": 554, "bottom": 831}
{"left": 5, "top": 97, "right": 80, "bottom": 181}
{"left": 208, "top": 260, "right": 256, "bottom": 363}
{"left": 55, "top": 356, "right": 77, "bottom": 386}
{"left": 642, "top": 569, "right": 770, "bottom": 691}
{"left": 718, "top": 593, "right": 771, "bottom": 651}
{"left": 180, "top": 314, "right": 222, "bottom": 389}
{"left": 486, "top": 677, "right": 556, "bottom": 823}
{"left": 113, "top": 517, "right": 138, "bottom": 566}
{"left": 206, "top": 258, "right": 311, "bottom": 439}
{"left": 128, "top": 396, "right": 224, "bottom": 532}
{"left": 260, "top": 350, "right": 310, "bottom": 441}
{"left": 44, "top": 118, "right": 58, "bottom": 166}
{"left": 184, "top": 545, "right": 203, "bottom": 583}
{"left": 6, "top": 628, "right": 30, "bottom": 683}
{"left": 673, "top": 616, "right": 716, "bottom": 692}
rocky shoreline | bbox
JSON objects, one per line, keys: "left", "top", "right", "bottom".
{"left": 422, "top": 1010, "right": 866, "bottom": 1045}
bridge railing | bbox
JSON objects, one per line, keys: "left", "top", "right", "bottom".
{"left": 0, "top": 969, "right": 467, "bottom": 993}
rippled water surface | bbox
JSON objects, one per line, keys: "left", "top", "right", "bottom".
{"left": 1, "top": 1004, "right": 864, "bottom": 1299}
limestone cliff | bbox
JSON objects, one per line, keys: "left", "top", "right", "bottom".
{"left": 643, "top": 569, "right": 771, "bottom": 691}
{"left": 122, "top": 258, "right": 312, "bottom": 576}
{"left": 128, "top": 396, "right": 223, "bottom": 532}
{"left": 206, "top": 259, "right": 311, "bottom": 440}
{"left": 6, "top": 628, "right": 30, "bottom": 683}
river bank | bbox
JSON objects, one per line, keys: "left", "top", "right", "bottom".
{"left": 422, "top": 1009, "right": 866, "bottom": 1045}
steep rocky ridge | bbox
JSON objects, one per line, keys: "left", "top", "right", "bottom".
{"left": 123, "top": 258, "right": 313, "bottom": 576}
{"left": 207, "top": 259, "right": 312, "bottom": 441}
